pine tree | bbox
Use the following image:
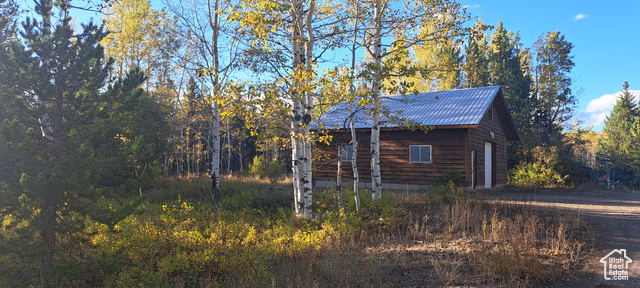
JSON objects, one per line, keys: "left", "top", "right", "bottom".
{"left": 630, "top": 115, "right": 640, "bottom": 185}
{"left": 0, "top": 0, "right": 21, "bottom": 119}
{"left": 0, "top": 2, "right": 165, "bottom": 281}
{"left": 17, "top": 0, "right": 111, "bottom": 271}
{"left": 487, "top": 21, "right": 534, "bottom": 166}
{"left": 488, "top": 22, "right": 533, "bottom": 121}
{"left": 600, "top": 81, "right": 638, "bottom": 186}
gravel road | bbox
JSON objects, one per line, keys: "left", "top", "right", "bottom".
{"left": 477, "top": 188, "right": 640, "bottom": 288}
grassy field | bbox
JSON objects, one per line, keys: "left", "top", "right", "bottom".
{"left": 1, "top": 177, "right": 593, "bottom": 287}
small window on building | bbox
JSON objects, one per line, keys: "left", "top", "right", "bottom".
{"left": 409, "top": 145, "right": 431, "bottom": 163}
{"left": 341, "top": 145, "right": 354, "bottom": 162}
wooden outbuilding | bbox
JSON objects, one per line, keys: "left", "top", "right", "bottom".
{"left": 314, "top": 86, "right": 519, "bottom": 189}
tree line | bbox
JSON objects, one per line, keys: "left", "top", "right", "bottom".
{"left": 1, "top": 0, "right": 588, "bottom": 276}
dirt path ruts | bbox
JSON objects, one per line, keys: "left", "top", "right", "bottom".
{"left": 478, "top": 188, "right": 640, "bottom": 288}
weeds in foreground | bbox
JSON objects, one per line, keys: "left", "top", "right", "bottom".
{"left": 431, "top": 254, "right": 461, "bottom": 287}
{"left": 395, "top": 184, "right": 590, "bottom": 287}
{"left": 0, "top": 178, "right": 591, "bottom": 287}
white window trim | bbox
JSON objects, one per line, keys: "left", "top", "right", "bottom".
{"left": 409, "top": 145, "right": 432, "bottom": 163}
{"left": 341, "top": 145, "right": 354, "bottom": 162}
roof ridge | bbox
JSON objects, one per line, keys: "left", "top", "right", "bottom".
{"left": 382, "top": 86, "right": 501, "bottom": 98}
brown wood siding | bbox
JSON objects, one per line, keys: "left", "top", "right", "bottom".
{"left": 315, "top": 92, "right": 516, "bottom": 188}
{"left": 467, "top": 98, "right": 510, "bottom": 187}
{"left": 315, "top": 129, "right": 467, "bottom": 186}
{"left": 314, "top": 130, "right": 371, "bottom": 183}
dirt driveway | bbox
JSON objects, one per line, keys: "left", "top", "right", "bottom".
{"left": 478, "top": 188, "right": 640, "bottom": 288}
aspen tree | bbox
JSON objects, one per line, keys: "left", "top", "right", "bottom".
{"left": 235, "top": 0, "right": 344, "bottom": 218}
{"left": 165, "top": 0, "right": 242, "bottom": 204}
{"left": 361, "top": 0, "right": 470, "bottom": 201}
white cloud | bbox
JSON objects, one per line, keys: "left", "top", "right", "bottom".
{"left": 574, "top": 13, "right": 587, "bottom": 20}
{"left": 584, "top": 90, "right": 640, "bottom": 127}
{"left": 463, "top": 4, "right": 480, "bottom": 9}
{"left": 586, "top": 93, "right": 617, "bottom": 113}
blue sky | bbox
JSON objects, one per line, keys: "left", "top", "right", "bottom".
{"left": 462, "top": 1, "right": 640, "bottom": 130}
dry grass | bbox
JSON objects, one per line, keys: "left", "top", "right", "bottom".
{"left": 170, "top": 173, "right": 294, "bottom": 187}
{"left": 220, "top": 174, "right": 293, "bottom": 186}
{"left": 362, "top": 187, "right": 593, "bottom": 287}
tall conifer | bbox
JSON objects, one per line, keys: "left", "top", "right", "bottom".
{"left": 600, "top": 81, "right": 638, "bottom": 186}
{"left": 487, "top": 21, "right": 533, "bottom": 166}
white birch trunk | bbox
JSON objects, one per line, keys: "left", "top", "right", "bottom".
{"left": 370, "top": 0, "right": 384, "bottom": 201}
{"left": 211, "top": 100, "right": 221, "bottom": 202}
{"left": 337, "top": 144, "right": 343, "bottom": 203}
{"left": 350, "top": 119, "right": 361, "bottom": 211}
{"left": 302, "top": 132, "right": 312, "bottom": 217}
{"left": 187, "top": 136, "right": 191, "bottom": 175}
{"left": 302, "top": 0, "right": 315, "bottom": 219}
{"left": 349, "top": 2, "right": 361, "bottom": 211}
{"left": 290, "top": 0, "right": 302, "bottom": 217}
{"left": 290, "top": 0, "right": 312, "bottom": 218}
{"left": 226, "top": 118, "right": 232, "bottom": 174}
{"left": 207, "top": 0, "right": 221, "bottom": 204}
{"left": 291, "top": 118, "right": 304, "bottom": 215}
{"left": 291, "top": 137, "right": 299, "bottom": 212}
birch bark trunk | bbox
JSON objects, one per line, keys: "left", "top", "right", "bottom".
{"left": 289, "top": 0, "right": 315, "bottom": 218}
{"left": 349, "top": 1, "right": 361, "bottom": 211}
{"left": 336, "top": 145, "right": 343, "bottom": 207}
{"left": 226, "top": 118, "right": 231, "bottom": 174}
{"left": 210, "top": 100, "right": 221, "bottom": 203}
{"left": 290, "top": 0, "right": 302, "bottom": 217}
{"left": 207, "top": 0, "right": 221, "bottom": 204}
{"left": 302, "top": 0, "right": 315, "bottom": 219}
{"left": 350, "top": 119, "right": 361, "bottom": 211}
{"left": 291, "top": 114, "right": 305, "bottom": 216}
{"left": 370, "top": 0, "right": 384, "bottom": 201}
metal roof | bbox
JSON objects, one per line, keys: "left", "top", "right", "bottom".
{"left": 316, "top": 86, "right": 502, "bottom": 129}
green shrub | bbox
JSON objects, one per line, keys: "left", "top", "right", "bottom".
{"left": 313, "top": 187, "right": 341, "bottom": 215}
{"left": 432, "top": 180, "right": 465, "bottom": 203}
{"left": 4, "top": 177, "right": 408, "bottom": 287}
{"left": 509, "top": 146, "right": 569, "bottom": 187}
{"left": 248, "top": 155, "right": 266, "bottom": 177}
{"left": 313, "top": 186, "right": 407, "bottom": 236}
{"left": 435, "top": 171, "right": 465, "bottom": 187}
{"left": 219, "top": 181, "right": 290, "bottom": 216}
{"left": 266, "top": 158, "right": 285, "bottom": 184}
{"left": 510, "top": 162, "right": 568, "bottom": 187}
{"left": 248, "top": 155, "right": 285, "bottom": 183}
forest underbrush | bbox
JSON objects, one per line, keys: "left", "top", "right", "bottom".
{"left": 0, "top": 177, "right": 593, "bottom": 287}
